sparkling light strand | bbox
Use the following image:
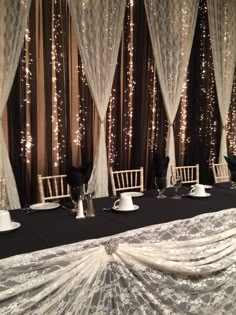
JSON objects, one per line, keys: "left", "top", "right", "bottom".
{"left": 74, "top": 62, "right": 88, "bottom": 147}
{"left": 177, "top": 2, "right": 190, "bottom": 164}
{"left": 123, "top": 0, "right": 135, "bottom": 154}
{"left": 148, "top": 59, "right": 158, "bottom": 153}
{"left": 51, "top": 0, "right": 66, "bottom": 167}
{"left": 178, "top": 77, "right": 189, "bottom": 163}
{"left": 227, "top": 70, "right": 236, "bottom": 154}
{"left": 198, "top": 2, "right": 218, "bottom": 166}
{"left": 20, "top": 26, "right": 33, "bottom": 164}
{"left": 107, "top": 89, "right": 118, "bottom": 165}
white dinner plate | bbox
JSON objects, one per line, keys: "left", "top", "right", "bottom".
{"left": 112, "top": 205, "right": 139, "bottom": 212}
{"left": 188, "top": 192, "right": 211, "bottom": 198}
{"left": 29, "top": 202, "right": 60, "bottom": 210}
{"left": 191, "top": 184, "right": 212, "bottom": 189}
{"left": 120, "top": 192, "right": 144, "bottom": 197}
{"left": 0, "top": 222, "right": 21, "bottom": 233}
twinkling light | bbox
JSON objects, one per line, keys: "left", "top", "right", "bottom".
{"left": 227, "top": 70, "right": 236, "bottom": 154}
{"left": 20, "top": 26, "right": 33, "bottom": 164}
{"left": 178, "top": 76, "right": 189, "bottom": 163}
{"left": 73, "top": 62, "right": 88, "bottom": 147}
{"left": 123, "top": 0, "right": 135, "bottom": 155}
{"left": 51, "top": 0, "right": 66, "bottom": 167}
{"left": 198, "top": 1, "right": 218, "bottom": 166}
{"left": 107, "top": 88, "right": 118, "bottom": 164}
{"left": 148, "top": 59, "right": 159, "bottom": 153}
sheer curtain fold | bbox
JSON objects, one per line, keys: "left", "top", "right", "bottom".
{"left": 67, "top": 0, "right": 126, "bottom": 197}
{"left": 207, "top": 0, "right": 236, "bottom": 163}
{"left": 0, "top": 0, "right": 31, "bottom": 209}
{"left": 1, "top": 207, "right": 236, "bottom": 314}
{"left": 144, "top": 0, "right": 199, "bottom": 183}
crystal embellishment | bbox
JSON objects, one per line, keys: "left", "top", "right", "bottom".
{"left": 104, "top": 239, "right": 119, "bottom": 255}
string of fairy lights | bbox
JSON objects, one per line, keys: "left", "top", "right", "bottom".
{"left": 18, "top": 0, "right": 236, "bottom": 173}
{"left": 20, "top": 26, "right": 32, "bottom": 164}
{"left": 51, "top": 0, "right": 67, "bottom": 167}
{"left": 123, "top": 0, "right": 135, "bottom": 158}
{"left": 197, "top": 2, "right": 221, "bottom": 165}
{"left": 147, "top": 59, "right": 158, "bottom": 153}
{"left": 74, "top": 62, "right": 88, "bottom": 147}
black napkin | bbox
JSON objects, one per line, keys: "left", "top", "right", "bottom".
{"left": 153, "top": 155, "right": 170, "bottom": 178}
{"left": 224, "top": 155, "right": 236, "bottom": 172}
{"left": 67, "top": 163, "right": 92, "bottom": 187}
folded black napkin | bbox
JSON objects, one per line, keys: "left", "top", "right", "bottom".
{"left": 153, "top": 154, "right": 170, "bottom": 178}
{"left": 67, "top": 163, "right": 92, "bottom": 187}
{"left": 224, "top": 155, "right": 236, "bottom": 172}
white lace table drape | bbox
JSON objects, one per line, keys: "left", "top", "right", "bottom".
{"left": 0, "top": 0, "right": 31, "bottom": 209}
{"left": 144, "top": 0, "right": 199, "bottom": 184}
{"left": 67, "top": 0, "right": 126, "bottom": 198}
{"left": 207, "top": 0, "right": 236, "bottom": 163}
{"left": 1, "top": 208, "right": 236, "bottom": 314}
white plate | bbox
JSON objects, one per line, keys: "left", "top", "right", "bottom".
{"left": 188, "top": 192, "right": 211, "bottom": 198}
{"left": 30, "top": 202, "right": 60, "bottom": 210}
{"left": 120, "top": 192, "right": 144, "bottom": 197}
{"left": 191, "top": 185, "right": 212, "bottom": 189}
{"left": 112, "top": 205, "right": 139, "bottom": 212}
{"left": 0, "top": 222, "right": 21, "bottom": 233}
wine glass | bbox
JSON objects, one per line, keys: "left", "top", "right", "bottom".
{"left": 70, "top": 186, "right": 83, "bottom": 212}
{"left": 170, "top": 175, "right": 183, "bottom": 199}
{"left": 154, "top": 177, "right": 167, "bottom": 199}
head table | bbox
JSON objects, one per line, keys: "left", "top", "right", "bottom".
{"left": 0, "top": 185, "right": 236, "bottom": 314}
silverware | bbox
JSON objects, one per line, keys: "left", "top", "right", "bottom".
{"left": 102, "top": 207, "right": 111, "bottom": 211}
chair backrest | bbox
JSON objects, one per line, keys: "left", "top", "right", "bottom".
{"left": 37, "top": 174, "right": 70, "bottom": 203}
{"left": 212, "top": 163, "right": 230, "bottom": 183}
{"left": 109, "top": 167, "right": 144, "bottom": 196}
{"left": 171, "top": 164, "right": 199, "bottom": 185}
{"left": 0, "top": 177, "right": 6, "bottom": 209}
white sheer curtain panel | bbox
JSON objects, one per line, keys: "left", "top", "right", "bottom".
{"left": 0, "top": 0, "right": 31, "bottom": 209}
{"left": 1, "top": 207, "right": 236, "bottom": 314}
{"left": 144, "top": 0, "right": 199, "bottom": 184}
{"left": 67, "top": 0, "right": 126, "bottom": 197}
{"left": 207, "top": 0, "right": 236, "bottom": 163}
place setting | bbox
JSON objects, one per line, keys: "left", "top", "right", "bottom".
{"left": 187, "top": 184, "right": 211, "bottom": 198}
{"left": 102, "top": 193, "right": 139, "bottom": 213}
{"left": 0, "top": 210, "right": 21, "bottom": 233}
{"left": 22, "top": 202, "right": 61, "bottom": 214}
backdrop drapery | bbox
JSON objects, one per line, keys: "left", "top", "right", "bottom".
{"left": 144, "top": 0, "right": 199, "bottom": 184}
{"left": 1, "top": 207, "right": 236, "bottom": 314}
{"left": 207, "top": 0, "right": 236, "bottom": 163}
{"left": 4, "top": 0, "right": 236, "bottom": 206}
{"left": 0, "top": 0, "right": 31, "bottom": 209}
{"left": 68, "top": 0, "right": 126, "bottom": 197}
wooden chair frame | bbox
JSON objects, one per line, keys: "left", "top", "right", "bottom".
{"left": 212, "top": 163, "right": 230, "bottom": 184}
{"left": 171, "top": 164, "right": 199, "bottom": 185}
{"left": 37, "top": 174, "right": 70, "bottom": 203}
{"left": 109, "top": 167, "right": 144, "bottom": 196}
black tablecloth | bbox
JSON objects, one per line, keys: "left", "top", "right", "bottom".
{"left": 1, "top": 185, "right": 236, "bottom": 259}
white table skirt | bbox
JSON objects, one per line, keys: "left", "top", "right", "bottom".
{"left": 0, "top": 207, "right": 236, "bottom": 314}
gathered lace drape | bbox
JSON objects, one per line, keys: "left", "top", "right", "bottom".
{"left": 0, "top": 207, "right": 236, "bottom": 314}
{"left": 0, "top": 0, "right": 31, "bottom": 209}
{"left": 144, "top": 0, "right": 199, "bottom": 184}
{"left": 207, "top": 0, "right": 236, "bottom": 163}
{"left": 67, "top": 0, "right": 126, "bottom": 198}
